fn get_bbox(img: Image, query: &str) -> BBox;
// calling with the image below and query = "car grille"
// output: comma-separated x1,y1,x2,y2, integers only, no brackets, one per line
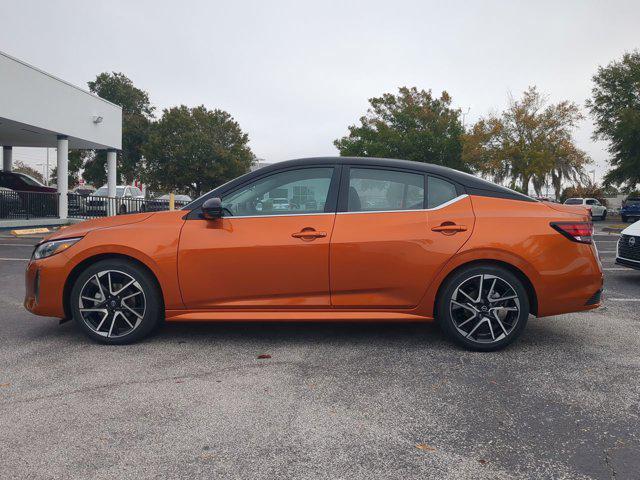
618,235,640,262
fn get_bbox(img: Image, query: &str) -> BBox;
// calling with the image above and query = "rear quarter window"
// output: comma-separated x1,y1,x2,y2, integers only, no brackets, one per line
427,176,458,208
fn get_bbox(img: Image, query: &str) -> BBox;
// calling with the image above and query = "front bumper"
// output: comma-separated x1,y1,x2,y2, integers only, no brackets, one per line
24,254,69,318
616,257,640,270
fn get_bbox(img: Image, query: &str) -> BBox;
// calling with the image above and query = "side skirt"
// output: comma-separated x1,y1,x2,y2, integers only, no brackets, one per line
165,310,434,322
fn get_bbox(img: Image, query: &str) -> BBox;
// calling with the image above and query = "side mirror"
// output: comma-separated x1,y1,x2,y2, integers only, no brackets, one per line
202,197,224,220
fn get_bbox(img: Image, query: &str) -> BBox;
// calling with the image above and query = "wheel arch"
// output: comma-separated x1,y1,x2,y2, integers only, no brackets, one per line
62,253,164,320
432,259,538,318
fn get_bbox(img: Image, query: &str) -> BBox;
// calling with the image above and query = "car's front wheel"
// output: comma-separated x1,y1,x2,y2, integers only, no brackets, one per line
436,264,529,351
70,259,163,344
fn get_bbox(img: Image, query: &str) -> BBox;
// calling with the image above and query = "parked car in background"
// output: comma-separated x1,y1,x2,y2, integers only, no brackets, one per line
25,157,603,351
144,193,192,211
564,197,607,220
68,185,96,216
534,196,559,203
0,171,57,217
0,186,23,218
620,195,640,223
85,185,144,216
616,220,640,270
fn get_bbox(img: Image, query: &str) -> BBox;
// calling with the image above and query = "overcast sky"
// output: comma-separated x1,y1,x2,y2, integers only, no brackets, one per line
2,0,639,184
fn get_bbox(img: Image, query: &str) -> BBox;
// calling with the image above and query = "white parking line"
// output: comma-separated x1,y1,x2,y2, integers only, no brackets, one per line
603,267,634,271
608,298,640,302
0,258,29,261
598,251,617,253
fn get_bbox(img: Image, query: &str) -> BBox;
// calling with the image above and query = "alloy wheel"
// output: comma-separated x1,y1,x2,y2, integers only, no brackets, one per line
78,270,146,338
449,274,521,344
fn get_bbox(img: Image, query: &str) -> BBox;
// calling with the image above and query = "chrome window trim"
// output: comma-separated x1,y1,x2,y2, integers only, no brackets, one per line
337,194,468,215
209,194,468,219
217,212,336,219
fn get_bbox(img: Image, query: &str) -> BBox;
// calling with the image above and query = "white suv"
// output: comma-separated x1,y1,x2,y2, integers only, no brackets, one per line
564,197,607,220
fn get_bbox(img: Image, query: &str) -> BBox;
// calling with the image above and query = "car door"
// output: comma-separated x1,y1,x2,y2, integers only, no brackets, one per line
178,166,339,308
586,198,602,217
330,166,474,308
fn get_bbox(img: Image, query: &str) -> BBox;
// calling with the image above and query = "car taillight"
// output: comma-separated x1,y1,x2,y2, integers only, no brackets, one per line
550,222,593,244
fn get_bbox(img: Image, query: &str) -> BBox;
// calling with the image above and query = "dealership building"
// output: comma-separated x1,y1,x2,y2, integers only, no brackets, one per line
0,50,122,221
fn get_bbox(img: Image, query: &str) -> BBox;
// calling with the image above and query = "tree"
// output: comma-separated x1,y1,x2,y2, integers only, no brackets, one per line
463,86,589,196
83,72,154,187
50,150,85,189
587,50,640,191
334,87,468,171
13,161,44,184
142,105,254,197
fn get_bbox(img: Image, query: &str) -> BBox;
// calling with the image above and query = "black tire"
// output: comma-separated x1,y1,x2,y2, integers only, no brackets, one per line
436,264,530,351
70,258,163,344
601,211,607,221
119,204,127,215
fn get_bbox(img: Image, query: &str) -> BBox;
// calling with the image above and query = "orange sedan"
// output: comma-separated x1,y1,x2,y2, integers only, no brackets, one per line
24,157,603,350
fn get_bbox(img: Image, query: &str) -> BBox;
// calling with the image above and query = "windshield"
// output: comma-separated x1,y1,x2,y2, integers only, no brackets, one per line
93,186,125,197
564,198,583,205
15,173,43,187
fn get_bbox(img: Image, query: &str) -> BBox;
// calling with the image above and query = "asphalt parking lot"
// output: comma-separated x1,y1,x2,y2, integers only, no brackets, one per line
1,222,639,480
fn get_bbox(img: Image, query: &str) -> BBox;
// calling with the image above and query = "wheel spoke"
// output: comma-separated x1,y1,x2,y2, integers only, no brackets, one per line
475,275,484,303
119,311,135,329
492,311,509,336
95,310,110,331
121,291,141,301
487,317,495,340
457,312,477,328
487,277,497,300
93,274,106,300
466,318,485,338
451,300,476,313
107,271,115,295
112,279,136,296
122,303,143,319
488,294,517,303
107,311,117,337
458,288,477,304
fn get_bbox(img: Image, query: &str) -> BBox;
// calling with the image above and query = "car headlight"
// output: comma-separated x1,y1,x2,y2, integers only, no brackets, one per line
33,237,82,260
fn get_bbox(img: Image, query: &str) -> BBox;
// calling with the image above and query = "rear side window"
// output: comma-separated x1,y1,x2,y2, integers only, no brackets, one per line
347,168,424,212
427,176,458,208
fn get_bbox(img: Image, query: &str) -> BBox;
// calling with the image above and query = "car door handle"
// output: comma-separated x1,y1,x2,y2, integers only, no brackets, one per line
292,229,327,239
431,224,467,233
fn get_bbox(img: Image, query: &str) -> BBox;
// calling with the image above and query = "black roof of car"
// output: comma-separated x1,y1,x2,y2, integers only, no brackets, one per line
187,156,535,210
257,157,535,202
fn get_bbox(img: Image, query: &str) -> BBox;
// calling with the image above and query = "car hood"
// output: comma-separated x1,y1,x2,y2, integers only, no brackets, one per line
44,213,155,241
622,203,640,211
622,220,640,236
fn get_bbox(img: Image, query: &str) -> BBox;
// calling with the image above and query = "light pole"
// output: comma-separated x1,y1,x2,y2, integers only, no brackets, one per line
589,169,596,185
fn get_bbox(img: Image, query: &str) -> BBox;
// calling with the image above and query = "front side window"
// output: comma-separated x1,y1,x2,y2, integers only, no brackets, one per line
427,176,458,208
564,198,583,205
221,167,334,216
347,168,424,212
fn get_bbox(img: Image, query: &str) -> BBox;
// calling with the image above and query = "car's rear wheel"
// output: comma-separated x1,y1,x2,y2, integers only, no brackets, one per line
119,204,127,215
70,259,163,344
622,215,628,223
601,211,607,221
437,264,529,351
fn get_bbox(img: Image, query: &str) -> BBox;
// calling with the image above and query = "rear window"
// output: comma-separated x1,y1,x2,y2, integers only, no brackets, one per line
564,198,583,205
626,198,640,205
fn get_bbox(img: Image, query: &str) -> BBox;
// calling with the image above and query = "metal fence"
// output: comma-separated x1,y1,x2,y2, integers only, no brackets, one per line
0,190,190,220
0,190,59,219
69,194,190,219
